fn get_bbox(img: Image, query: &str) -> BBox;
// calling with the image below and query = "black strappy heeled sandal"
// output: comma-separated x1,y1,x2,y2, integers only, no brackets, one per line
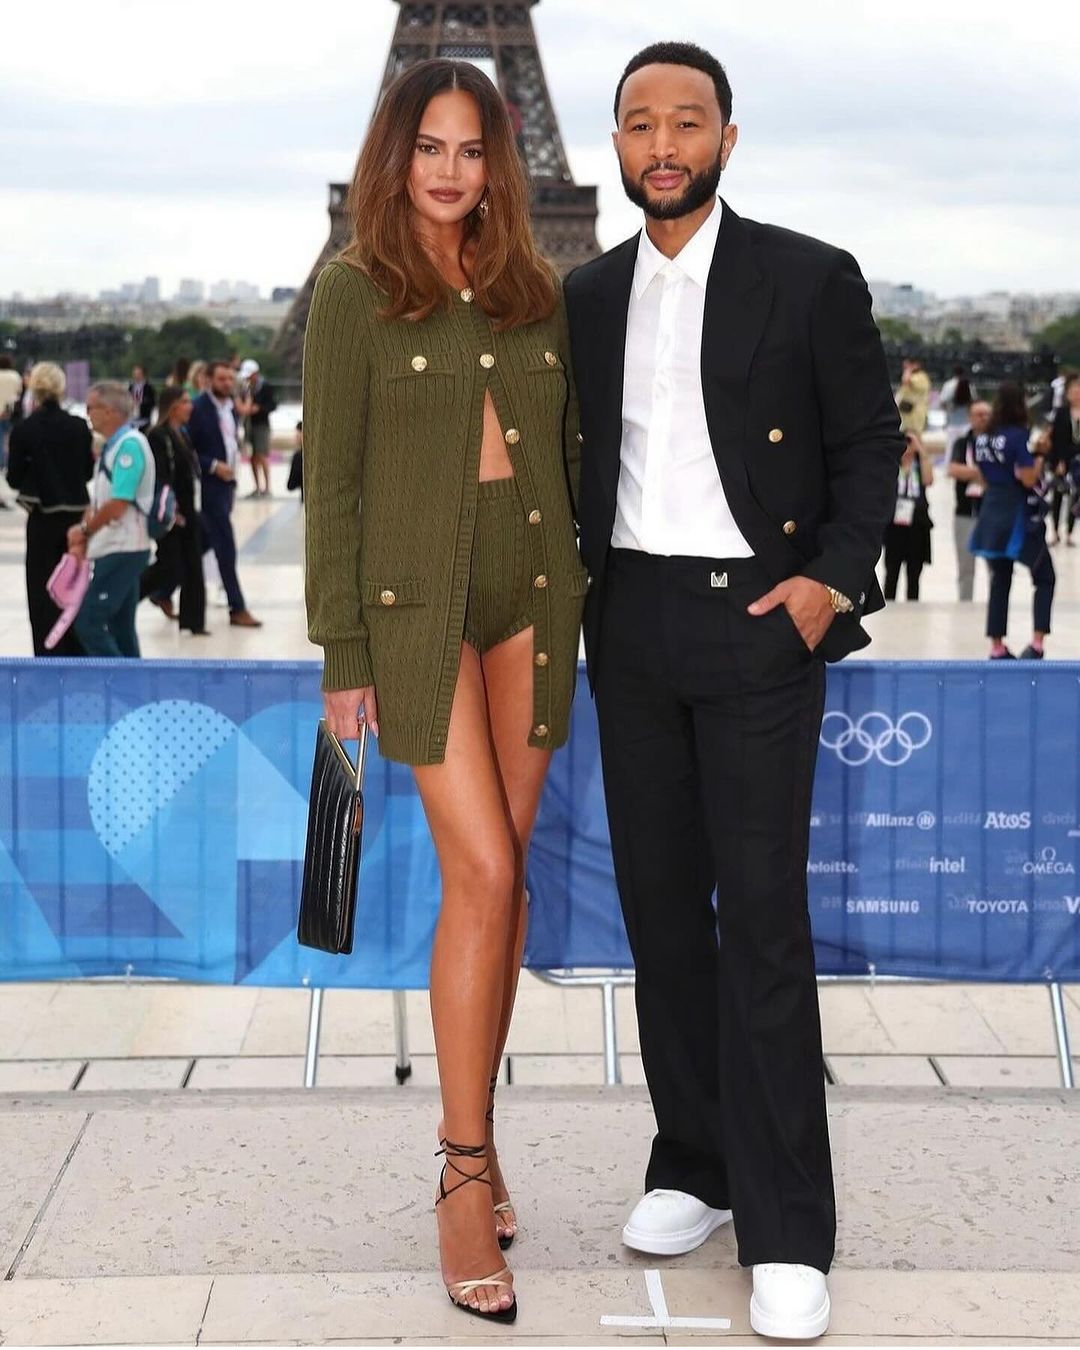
434,1139,518,1324
487,1075,517,1250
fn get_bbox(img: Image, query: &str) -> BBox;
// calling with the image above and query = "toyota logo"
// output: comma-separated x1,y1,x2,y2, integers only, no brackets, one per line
820,711,933,767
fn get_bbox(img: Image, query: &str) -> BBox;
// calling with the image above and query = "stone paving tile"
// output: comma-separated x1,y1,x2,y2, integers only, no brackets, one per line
239,987,312,1056
819,985,896,1055
827,1054,940,1087
0,984,62,1058
77,1059,188,1091
130,985,259,1057
864,984,1006,1055
0,1060,83,1092
0,1110,87,1273
936,1055,1079,1089
14,984,158,1060
0,1274,212,1346
962,983,1064,1056
185,1055,308,1090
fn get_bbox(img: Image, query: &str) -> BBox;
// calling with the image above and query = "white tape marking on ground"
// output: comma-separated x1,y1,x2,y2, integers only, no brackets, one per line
599,1268,732,1330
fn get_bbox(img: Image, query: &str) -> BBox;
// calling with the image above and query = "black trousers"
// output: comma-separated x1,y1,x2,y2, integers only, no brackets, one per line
25,510,85,657
882,522,930,600
593,550,835,1273
986,531,1055,638
140,516,206,632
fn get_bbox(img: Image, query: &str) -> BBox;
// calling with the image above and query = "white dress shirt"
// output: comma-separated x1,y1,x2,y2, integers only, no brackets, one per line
612,199,754,559
211,394,239,471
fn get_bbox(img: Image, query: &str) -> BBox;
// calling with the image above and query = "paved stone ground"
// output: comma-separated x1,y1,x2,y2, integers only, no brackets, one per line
0,1085,1077,1345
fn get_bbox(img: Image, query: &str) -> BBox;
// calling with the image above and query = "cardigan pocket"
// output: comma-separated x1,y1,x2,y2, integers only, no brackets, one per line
384,352,458,381
360,577,427,608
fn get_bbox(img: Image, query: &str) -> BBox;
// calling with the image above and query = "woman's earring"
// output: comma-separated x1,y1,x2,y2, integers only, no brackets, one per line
477,194,490,220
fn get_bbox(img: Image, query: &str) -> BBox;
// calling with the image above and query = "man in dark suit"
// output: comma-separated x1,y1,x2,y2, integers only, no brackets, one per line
1048,372,1080,546
129,365,156,430
187,361,261,628
564,42,903,1340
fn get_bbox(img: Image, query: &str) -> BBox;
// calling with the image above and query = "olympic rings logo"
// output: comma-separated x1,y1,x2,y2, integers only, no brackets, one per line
820,711,933,767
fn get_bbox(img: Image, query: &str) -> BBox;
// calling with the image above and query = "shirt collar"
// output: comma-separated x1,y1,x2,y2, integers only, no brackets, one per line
103,421,135,455
633,197,723,298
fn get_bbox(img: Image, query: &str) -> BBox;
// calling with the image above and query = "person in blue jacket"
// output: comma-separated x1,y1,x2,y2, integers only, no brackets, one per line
969,381,1054,659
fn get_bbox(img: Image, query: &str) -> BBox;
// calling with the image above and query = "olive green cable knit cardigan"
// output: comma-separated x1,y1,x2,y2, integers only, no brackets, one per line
302,260,588,766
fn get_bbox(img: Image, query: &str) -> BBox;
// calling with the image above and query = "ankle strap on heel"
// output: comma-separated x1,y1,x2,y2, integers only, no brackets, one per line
435,1139,491,1206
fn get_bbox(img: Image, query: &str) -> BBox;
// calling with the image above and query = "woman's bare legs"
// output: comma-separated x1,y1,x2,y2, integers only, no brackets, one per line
414,642,518,1314
479,625,552,1241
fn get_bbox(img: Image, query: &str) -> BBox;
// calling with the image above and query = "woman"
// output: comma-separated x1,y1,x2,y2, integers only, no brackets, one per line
896,357,931,434
303,60,584,1323
939,364,973,448
184,360,208,398
6,362,95,655
882,432,933,600
143,386,207,634
969,381,1054,659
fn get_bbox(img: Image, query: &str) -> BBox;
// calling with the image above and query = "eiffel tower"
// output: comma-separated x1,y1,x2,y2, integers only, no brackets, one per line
274,1,600,373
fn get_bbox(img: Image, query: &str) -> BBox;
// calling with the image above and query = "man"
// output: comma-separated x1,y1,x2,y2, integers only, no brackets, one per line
238,358,276,498
1048,373,1080,547
946,400,990,597
564,42,903,1341
68,382,155,657
187,361,261,628
129,364,156,430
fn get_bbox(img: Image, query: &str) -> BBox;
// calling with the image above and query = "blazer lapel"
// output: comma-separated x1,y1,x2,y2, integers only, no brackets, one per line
585,235,638,506
700,201,774,484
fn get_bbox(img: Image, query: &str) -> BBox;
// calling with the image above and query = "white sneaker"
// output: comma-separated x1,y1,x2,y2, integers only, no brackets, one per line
750,1263,830,1340
621,1189,733,1256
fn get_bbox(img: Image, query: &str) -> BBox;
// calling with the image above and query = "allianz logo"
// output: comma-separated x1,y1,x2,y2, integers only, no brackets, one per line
861,811,936,830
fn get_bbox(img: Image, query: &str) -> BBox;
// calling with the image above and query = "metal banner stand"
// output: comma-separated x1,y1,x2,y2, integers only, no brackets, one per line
1049,982,1075,1088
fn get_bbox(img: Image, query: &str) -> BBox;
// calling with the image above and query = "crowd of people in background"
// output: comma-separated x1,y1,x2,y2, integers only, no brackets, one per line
0,349,311,658
886,361,1079,660
0,344,1076,662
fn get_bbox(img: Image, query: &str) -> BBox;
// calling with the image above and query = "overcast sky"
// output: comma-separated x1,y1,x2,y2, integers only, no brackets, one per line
2,0,1076,301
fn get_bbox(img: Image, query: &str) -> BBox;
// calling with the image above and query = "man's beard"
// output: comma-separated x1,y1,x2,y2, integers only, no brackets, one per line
620,153,723,220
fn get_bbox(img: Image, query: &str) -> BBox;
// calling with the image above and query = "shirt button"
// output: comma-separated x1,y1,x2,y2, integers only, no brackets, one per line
533,574,548,589
533,724,549,738
460,287,474,303
782,520,797,536
505,428,520,445
534,651,549,668
769,428,784,443
380,589,396,605
544,351,558,367
411,356,427,373
480,353,495,369
576,432,584,444
528,509,542,525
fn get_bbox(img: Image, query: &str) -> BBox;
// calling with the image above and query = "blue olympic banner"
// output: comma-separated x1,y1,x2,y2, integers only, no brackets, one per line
0,658,1077,987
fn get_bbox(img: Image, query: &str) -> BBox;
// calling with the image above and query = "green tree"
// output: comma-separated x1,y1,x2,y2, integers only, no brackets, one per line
1034,311,1080,367
876,316,920,345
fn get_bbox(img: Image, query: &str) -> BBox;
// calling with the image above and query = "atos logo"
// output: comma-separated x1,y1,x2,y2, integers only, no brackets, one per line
984,811,1032,830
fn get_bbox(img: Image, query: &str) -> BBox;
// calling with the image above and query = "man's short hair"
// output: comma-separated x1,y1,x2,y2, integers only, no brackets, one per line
1064,372,1080,392
87,381,133,418
29,362,66,402
206,360,233,379
614,41,732,125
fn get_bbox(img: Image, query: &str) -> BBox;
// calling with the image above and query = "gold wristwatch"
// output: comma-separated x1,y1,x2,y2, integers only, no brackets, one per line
825,585,854,615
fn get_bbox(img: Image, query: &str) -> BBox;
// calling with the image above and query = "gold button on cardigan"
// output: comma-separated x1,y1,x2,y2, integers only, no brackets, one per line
303,260,587,766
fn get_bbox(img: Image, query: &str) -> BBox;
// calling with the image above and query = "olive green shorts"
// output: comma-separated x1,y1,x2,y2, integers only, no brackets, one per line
463,477,533,654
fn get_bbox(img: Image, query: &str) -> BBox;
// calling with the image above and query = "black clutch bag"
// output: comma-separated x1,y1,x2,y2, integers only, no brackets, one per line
297,719,369,954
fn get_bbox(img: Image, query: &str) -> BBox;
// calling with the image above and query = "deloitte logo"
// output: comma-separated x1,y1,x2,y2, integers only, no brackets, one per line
820,712,932,767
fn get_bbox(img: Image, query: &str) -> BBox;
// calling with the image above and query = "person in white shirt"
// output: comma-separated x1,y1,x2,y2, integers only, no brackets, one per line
565,40,903,1342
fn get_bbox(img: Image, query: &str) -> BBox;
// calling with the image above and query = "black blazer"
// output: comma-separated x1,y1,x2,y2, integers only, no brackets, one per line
564,200,905,678
188,391,238,503
6,401,94,512
130,380,156,427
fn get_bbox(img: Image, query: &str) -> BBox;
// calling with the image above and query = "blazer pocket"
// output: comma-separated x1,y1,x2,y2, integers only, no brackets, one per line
360,578,427,608
384,352,457,381
525,350,565,374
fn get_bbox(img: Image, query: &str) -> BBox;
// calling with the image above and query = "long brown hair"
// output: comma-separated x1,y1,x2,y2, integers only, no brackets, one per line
340,59,557,330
